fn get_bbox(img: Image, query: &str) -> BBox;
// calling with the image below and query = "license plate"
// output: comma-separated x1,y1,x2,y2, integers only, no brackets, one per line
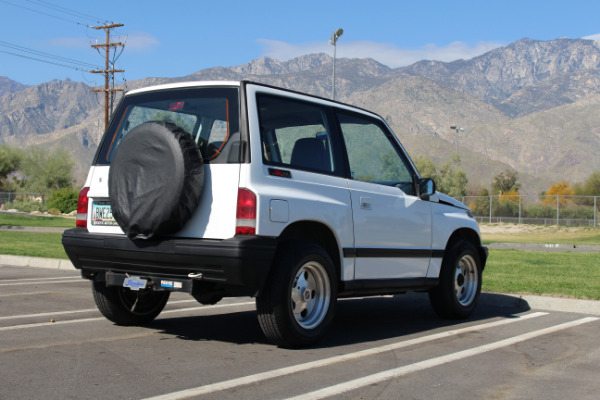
91,201,118,226
123,276,147,291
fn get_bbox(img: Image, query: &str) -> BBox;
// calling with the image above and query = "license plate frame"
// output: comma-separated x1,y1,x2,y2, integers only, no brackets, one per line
91,200,118,226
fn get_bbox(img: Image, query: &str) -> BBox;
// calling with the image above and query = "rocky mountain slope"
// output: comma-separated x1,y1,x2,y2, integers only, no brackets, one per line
0,76,28,98
399,38,600,115
2,37,600,193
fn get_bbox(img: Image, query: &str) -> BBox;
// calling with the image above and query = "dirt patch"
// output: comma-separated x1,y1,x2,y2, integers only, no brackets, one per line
479,223,589,235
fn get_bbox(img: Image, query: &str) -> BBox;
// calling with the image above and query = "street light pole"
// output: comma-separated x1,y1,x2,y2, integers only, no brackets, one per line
450,125,465,157
329,28,343,100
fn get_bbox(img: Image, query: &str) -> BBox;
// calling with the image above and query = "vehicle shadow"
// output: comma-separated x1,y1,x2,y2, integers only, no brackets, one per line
149,292,532,348
317,292,531,349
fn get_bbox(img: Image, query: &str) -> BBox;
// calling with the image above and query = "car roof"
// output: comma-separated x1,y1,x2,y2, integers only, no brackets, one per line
126,81,241,96
124,80,384,123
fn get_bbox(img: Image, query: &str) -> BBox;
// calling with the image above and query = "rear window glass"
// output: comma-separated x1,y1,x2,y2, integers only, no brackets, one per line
96,87,240,165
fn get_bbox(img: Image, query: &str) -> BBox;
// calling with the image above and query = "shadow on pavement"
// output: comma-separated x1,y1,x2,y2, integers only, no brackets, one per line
148,291,531,348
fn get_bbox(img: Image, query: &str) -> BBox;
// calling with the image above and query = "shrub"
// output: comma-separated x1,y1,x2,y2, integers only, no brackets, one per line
5,196,47,213
523,205,555,219
493,198,520,217
46,187,79,214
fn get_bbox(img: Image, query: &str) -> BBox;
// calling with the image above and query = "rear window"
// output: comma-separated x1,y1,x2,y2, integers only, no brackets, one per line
96,87,241,165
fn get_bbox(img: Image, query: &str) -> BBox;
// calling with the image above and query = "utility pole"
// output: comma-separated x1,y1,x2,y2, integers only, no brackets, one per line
90,23,124,130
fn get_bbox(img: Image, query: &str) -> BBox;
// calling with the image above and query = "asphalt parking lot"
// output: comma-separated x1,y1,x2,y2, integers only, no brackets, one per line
1,264,599,400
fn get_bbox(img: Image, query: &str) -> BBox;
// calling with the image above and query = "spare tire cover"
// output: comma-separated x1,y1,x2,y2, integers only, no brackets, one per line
109,121,204,239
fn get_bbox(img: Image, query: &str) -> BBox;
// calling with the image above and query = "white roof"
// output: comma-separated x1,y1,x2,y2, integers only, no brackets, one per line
126,81,241,96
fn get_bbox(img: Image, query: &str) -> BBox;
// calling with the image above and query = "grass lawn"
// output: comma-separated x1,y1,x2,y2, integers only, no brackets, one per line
0,231,68,259
483,249,600,300
0,213,76,229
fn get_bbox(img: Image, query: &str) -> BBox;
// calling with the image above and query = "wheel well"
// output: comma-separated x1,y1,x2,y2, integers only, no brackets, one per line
277,221,341,280
445,228,487,269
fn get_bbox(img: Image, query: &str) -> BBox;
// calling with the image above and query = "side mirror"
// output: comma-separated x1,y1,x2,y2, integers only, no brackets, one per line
418,178,436,200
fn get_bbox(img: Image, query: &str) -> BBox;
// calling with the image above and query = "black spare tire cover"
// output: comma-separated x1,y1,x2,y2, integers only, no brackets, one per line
109,121,204,239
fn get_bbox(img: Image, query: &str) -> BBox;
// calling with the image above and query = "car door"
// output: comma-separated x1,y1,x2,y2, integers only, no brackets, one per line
336,111,433,281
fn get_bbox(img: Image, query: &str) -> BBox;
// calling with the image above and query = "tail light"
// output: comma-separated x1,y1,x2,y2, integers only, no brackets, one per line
236,188,256,235
76,187,90,228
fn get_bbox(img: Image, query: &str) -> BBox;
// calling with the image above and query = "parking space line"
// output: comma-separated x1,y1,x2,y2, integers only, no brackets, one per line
0,299,198,322
286,317,599,400
0,316,107,331
0,301,255,331
0,276,80,283
161,301,254,315
143,312,548,400
0,308,100,321
0,278,84,287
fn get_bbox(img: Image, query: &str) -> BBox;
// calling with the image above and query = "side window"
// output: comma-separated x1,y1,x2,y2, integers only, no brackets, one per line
337,112,416,195
258,94,337,174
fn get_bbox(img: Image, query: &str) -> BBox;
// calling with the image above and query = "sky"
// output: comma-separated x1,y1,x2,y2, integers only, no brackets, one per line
2,0,600,86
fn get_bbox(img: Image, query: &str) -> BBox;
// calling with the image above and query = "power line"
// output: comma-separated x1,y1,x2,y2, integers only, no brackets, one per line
0,40,100,69
0,0,111,27
0,0,88,26
25,0,111,25
0,49,90,72
0,0,126,124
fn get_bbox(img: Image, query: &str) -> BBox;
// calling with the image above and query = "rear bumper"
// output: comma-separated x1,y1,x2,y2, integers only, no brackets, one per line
62,228,277,295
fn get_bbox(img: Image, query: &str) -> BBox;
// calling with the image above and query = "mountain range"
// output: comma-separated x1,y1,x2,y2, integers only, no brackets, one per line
2,37,600,194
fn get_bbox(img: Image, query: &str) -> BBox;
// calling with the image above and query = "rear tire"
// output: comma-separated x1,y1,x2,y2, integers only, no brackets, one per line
92,280,170,325
429,240,482,319
256,242,337,348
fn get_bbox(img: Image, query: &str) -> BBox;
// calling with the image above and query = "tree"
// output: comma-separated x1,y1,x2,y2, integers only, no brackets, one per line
414,155,468,199
491,169,520,194
574,171,600,196
471,188,491,216
439,162,468,199
19,147,75,199
0,145,22,190
413,156,439,183
543,181,575,208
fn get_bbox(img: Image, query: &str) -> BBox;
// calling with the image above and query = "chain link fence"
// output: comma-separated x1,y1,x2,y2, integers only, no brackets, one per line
462,195,599,227
0,191,18,206
3,191,598,227
0,191,45,211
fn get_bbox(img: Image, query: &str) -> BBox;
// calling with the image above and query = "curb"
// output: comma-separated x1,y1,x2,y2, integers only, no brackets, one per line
480,292,600,316
0,254,75,271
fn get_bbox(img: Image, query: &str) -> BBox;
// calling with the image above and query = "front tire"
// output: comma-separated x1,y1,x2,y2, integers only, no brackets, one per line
429,240,482,319
92,280,170,325
256,242,337,348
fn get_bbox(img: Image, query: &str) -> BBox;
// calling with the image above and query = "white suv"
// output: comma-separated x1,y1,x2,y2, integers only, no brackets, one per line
63,81,488,347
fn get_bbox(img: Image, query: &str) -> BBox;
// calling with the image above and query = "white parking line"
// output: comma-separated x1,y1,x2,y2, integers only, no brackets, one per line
0,278,83,286
0,316,107,331
143,312,548,400
0,276,80,283
0,301,255,331
286,317,599,400
0,299,198,321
